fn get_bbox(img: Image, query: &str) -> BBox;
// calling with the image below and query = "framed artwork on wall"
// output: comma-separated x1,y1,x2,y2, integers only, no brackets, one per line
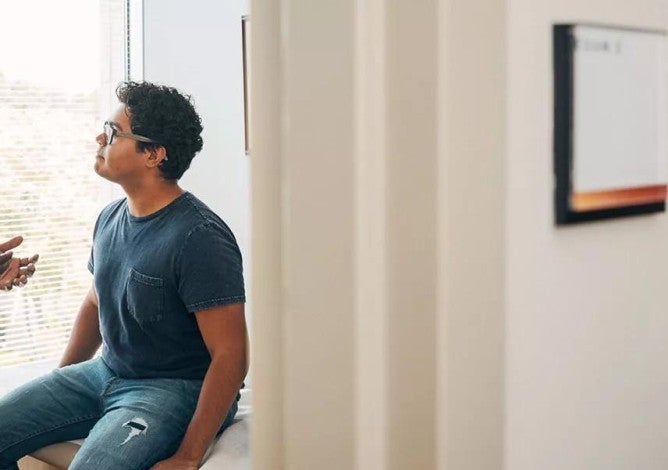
242,15,250,155
554,24,668,224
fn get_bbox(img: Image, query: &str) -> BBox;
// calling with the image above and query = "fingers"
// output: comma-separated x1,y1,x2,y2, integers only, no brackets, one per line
0,236,23,253
21,263,36,278
13,274,27,287
0,258,37,291
0,252,12,273
2,267,33,290
18,254,39,267
0,252,12,266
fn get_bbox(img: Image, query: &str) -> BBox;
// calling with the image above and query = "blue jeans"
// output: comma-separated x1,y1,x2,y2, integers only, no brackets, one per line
0,358,237,470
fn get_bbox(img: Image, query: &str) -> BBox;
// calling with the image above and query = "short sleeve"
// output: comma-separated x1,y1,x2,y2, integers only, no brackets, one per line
177,222,246,312
87,212,102,274
87,245,94,274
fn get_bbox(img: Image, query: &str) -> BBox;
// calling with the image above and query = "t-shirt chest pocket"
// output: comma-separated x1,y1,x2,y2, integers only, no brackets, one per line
126,268,165,323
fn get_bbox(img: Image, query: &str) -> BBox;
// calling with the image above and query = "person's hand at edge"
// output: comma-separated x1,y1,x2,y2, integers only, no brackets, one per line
0,236,23,273
0,236,39,291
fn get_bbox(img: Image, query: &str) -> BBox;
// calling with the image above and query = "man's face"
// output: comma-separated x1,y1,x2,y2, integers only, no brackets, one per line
94,104,148,183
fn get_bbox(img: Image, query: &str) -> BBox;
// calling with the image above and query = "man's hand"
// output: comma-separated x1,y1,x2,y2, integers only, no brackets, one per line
149,455,199,470
0,236,23,273
0,236,39,291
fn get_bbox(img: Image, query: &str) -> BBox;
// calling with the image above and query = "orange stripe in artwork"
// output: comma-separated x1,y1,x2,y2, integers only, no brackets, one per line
571,184,667,212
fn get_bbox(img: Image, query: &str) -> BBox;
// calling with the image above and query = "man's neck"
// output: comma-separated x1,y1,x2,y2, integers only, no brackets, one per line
124,180,185,218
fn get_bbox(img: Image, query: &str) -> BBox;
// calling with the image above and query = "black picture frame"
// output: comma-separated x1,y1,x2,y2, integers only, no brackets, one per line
553,24,667,225
242,15,250,155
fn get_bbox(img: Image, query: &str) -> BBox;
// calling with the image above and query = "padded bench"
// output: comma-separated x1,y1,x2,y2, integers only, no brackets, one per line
26,390,251,470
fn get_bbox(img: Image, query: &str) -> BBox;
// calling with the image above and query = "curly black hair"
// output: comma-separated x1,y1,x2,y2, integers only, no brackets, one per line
116,81,203,180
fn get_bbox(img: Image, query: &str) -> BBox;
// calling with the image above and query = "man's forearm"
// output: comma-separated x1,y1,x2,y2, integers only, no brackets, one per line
174,355,245,465
59,288,101,367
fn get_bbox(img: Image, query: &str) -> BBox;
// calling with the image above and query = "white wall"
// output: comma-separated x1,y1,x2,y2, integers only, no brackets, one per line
142,0,251,312
506,1,668,468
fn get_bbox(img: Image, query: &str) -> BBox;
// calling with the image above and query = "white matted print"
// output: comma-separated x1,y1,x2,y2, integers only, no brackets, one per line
554,24,668,224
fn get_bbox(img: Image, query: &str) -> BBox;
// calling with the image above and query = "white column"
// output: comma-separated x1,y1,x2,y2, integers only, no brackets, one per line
249,0,285,468
353,0,389,468
251,0,357,468
384,2,439,469
251,0,443,468
437,0,507,469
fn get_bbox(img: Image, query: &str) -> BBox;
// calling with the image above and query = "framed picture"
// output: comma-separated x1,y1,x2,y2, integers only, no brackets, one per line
242,15,250,155
554,24,668,224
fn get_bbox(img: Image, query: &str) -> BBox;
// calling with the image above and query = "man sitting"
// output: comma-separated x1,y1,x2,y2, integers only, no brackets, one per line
0,81,248,470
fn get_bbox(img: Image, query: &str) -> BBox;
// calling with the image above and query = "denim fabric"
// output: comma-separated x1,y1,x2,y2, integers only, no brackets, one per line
0,358,237,470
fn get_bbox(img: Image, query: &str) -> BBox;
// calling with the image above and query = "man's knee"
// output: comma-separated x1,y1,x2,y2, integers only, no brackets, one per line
69,415,182,470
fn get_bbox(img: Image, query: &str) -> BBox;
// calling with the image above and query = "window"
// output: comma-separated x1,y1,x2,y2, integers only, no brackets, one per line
0,0,127,389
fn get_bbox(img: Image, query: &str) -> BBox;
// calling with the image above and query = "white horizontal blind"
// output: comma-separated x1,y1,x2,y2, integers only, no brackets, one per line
0,0,125,368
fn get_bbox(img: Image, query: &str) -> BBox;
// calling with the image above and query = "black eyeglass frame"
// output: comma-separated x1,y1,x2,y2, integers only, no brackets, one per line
103,121,167,160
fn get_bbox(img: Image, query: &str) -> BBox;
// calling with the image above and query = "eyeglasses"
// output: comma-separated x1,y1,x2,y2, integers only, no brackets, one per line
103,121,158,146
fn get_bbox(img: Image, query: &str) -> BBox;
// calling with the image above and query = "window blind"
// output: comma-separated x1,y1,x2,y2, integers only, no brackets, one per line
0,0,126,368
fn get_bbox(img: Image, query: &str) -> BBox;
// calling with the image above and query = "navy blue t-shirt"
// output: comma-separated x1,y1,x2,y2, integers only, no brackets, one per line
88,192,245,380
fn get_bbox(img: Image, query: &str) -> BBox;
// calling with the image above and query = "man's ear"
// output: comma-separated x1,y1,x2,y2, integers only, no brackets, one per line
145,146,168,168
